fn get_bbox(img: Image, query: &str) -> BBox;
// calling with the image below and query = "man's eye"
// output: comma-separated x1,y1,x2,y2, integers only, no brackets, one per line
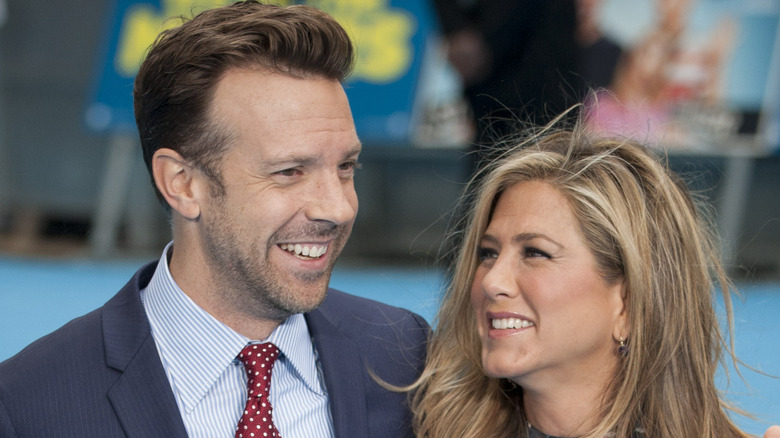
275,168,300,177
339,160,361,172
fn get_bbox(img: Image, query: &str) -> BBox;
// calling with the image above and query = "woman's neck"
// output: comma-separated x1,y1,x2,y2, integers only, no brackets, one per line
521,368,615,437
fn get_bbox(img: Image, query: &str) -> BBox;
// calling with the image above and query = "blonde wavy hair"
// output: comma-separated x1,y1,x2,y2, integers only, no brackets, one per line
410,119,749,437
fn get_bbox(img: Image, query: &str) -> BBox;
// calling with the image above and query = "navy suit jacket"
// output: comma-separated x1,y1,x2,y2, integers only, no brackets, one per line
0,262,429,437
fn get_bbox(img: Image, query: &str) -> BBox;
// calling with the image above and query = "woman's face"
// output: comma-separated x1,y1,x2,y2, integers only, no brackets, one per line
470,181,626,393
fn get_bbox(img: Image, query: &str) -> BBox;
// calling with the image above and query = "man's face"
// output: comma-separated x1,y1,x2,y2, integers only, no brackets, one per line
199,68,360,322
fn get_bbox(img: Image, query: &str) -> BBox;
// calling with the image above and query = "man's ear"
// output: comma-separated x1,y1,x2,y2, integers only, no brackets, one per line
152,148,206,220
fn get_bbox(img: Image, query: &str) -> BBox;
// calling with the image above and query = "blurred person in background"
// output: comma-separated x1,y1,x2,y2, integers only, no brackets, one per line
0,2,428,437
431,0,581,173
584,0,740,146
574,0,622,91
408,112,780,437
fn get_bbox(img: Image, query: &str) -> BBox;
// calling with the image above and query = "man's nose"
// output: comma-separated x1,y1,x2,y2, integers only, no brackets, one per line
305,172,358,225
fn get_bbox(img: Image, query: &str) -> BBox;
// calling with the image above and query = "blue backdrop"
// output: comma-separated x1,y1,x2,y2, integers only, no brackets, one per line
1,256,779,435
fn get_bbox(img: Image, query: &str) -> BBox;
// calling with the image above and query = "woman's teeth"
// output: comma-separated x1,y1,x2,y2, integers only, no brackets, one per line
491,318,535,329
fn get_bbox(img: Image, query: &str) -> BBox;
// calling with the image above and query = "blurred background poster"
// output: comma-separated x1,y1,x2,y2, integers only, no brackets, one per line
86,0,437,147
583,0,780,155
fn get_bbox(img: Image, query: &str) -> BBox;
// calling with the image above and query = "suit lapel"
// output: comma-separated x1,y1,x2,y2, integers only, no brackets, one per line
103,263,189,438
306,305,368,438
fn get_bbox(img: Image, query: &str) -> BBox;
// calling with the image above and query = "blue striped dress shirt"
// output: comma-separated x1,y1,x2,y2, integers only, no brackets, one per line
139,243,335,437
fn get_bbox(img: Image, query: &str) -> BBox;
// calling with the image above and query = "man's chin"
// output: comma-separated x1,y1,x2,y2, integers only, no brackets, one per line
273,281,330,315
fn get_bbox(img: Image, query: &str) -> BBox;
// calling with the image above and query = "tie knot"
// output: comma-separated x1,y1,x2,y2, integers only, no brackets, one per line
238,342,280,398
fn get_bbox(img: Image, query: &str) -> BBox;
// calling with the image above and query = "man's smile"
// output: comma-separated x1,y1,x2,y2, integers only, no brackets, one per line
279,242,329,259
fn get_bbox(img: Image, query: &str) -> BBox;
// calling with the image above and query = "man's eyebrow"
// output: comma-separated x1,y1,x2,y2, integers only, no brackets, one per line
345,143,362,158
264,155,317,167
263,143,362,168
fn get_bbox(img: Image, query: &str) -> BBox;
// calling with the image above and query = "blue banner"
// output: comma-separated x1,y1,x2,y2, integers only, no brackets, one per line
85,0,435,145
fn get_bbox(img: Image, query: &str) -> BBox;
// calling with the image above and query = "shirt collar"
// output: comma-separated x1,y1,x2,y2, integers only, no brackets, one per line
142,242,323,413
261,313,324,397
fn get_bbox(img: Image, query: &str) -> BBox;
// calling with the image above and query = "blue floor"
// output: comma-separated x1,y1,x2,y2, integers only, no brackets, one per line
1,255,779,434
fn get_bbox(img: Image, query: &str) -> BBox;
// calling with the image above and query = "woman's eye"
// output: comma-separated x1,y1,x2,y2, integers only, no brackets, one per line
477,247,497,261
524,246,550,259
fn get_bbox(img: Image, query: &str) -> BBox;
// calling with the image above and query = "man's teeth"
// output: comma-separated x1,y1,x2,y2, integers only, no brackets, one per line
279,243,327,258
491,318,535,329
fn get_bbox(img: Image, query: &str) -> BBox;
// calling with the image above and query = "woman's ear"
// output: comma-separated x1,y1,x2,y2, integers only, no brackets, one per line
612,282,630,341
152,148,205,220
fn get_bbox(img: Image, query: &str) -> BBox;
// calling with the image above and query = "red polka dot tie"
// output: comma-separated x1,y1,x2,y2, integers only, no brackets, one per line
235,342,281,438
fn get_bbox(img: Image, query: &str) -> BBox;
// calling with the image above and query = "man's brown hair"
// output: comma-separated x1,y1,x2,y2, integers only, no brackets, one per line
133,0,355,210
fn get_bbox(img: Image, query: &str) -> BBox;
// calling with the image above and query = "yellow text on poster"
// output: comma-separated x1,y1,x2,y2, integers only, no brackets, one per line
114,0,414,84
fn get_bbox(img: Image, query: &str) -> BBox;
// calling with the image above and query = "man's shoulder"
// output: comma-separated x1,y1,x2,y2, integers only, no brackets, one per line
308,290,428,437
318,288,429,331
0,262,156,378
310,288,430,358
1,306,104,366
0,305,109,405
